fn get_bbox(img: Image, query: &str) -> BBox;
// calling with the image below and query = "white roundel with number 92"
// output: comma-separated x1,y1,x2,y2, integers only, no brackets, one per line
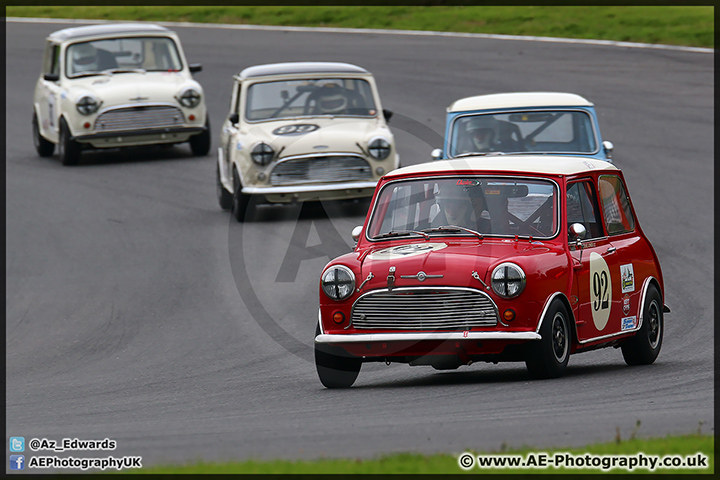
589,251,612,330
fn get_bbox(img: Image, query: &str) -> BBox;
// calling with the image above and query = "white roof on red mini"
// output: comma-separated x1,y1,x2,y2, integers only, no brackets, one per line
386,155,619,178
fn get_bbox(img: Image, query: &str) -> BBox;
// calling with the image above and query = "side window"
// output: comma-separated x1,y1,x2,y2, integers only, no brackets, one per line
233,82,242,115
598,175,635,234
44,43,60,76
567,180,603,239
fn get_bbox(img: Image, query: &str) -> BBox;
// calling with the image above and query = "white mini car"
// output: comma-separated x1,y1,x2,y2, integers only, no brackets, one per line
217,62,399,221
32,23,210,165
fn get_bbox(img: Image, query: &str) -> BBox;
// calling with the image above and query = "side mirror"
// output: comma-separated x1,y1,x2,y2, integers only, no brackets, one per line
382,109,393,123
569,223,587,243
351,226,363,243
189,64,202,73
43,73,60,82
602,140,614,161
431,148,443,161
229,112,239,125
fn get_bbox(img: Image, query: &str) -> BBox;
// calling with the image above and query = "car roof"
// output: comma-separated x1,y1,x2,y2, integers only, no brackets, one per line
385,155,619,179
448,92,594,113
237,62,370,80
47,23,172,42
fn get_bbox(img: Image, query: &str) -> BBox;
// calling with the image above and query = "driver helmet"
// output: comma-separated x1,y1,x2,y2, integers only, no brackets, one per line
436,185,471,225
71,42,98,73
317,85,348,113
466,115,498,151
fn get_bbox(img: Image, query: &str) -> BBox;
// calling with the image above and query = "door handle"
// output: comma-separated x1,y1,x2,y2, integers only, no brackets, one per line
606,246,616,254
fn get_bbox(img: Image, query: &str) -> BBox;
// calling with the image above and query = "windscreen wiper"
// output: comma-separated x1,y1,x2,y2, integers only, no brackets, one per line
372,230,430,240
423,226,483,239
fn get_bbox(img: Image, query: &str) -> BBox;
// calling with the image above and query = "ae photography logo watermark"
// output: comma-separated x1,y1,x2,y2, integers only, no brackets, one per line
226,112,462,363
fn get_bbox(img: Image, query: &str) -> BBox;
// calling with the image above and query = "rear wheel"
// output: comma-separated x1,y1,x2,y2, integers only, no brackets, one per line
314,325,361,388
216,163,233,210
525,300,571,379
621,285,663,365
231,168,252,222
58,118,80,166
32,112,55,157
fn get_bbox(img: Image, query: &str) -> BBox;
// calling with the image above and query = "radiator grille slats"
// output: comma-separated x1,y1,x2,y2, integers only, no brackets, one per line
352,289,498,330
270,156,371,185
94,105,186,132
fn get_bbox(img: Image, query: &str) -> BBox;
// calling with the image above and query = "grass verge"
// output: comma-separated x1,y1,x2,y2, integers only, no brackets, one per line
126,433,713,474
6,6,714,48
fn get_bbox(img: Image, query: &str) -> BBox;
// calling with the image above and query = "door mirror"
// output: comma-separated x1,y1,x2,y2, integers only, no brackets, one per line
189,64,202,73
382,109,393,123
228,112,239,125
431,148,443,161
569,223,587,242
43,73,60,82
602,140,614,160
351,226,363,243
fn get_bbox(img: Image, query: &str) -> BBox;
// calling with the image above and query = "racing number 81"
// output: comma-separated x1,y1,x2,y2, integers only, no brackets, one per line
593,271,609,311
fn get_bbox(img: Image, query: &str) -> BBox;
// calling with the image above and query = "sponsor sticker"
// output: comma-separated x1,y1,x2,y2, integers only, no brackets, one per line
368,242,447,260
623,294,631,315
620,264,635,293
621,316,638,331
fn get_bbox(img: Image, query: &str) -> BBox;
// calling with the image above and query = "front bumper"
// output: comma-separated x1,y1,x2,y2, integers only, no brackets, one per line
73,126,206,148
316,332,541,344
243,181,378,203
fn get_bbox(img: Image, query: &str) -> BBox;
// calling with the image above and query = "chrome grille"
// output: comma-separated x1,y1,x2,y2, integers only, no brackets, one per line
94,105,185,132
270,156,372,185
352,288,498,330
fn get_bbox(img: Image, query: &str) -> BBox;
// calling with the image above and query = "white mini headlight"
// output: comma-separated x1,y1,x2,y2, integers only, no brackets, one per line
178,88,201,108
251,142,274,166
321,265,356,301
491,262,526,298
368,137,391,160
76,95,99,115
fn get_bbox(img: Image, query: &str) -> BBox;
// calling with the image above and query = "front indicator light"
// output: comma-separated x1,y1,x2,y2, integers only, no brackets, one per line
333,311,346,324
503,309,516,322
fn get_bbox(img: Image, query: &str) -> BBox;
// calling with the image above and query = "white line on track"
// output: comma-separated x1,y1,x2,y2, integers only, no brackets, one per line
7,16,713,54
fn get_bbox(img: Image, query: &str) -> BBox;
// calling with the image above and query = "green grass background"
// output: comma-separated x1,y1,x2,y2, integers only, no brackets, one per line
6,5,714,48
10,4,714,474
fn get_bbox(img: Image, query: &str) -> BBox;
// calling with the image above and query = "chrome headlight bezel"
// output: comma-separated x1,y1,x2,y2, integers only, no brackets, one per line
368,136,391,160
491,262,526,299
178,87,202,108
250,142,274,166
321,265,356,301
76,95,100,115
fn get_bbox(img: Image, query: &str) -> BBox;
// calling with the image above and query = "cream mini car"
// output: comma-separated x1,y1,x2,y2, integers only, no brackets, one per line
216,62,399,221
32,23,209,166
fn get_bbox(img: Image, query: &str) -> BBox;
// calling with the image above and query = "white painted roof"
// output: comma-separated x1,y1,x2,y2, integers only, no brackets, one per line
448,92,593,113
386,155,618,178
238,62,370,80
48,23,171,42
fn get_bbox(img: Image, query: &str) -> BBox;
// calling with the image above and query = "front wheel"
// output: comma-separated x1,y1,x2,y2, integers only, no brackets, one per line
621,285,663,365
32,112,55,157
525,300,571,379
58,118,81,166
314,325,361,388
189,118,211,156
217,163,233,210
231,168,252,222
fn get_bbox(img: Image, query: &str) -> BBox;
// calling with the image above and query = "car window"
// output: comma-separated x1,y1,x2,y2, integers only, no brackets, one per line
598,175,635,234
245,78,377,121
566,180,604,240
449,111,597,157
44,43,60,76
65,37,183,77
367,176,558,239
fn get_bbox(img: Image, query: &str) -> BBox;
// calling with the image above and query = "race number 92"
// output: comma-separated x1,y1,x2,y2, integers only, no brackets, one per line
589,252,612,330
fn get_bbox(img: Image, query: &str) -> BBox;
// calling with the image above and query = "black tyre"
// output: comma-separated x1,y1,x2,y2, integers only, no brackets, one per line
231,168,252,222
217,163,233,210
58,118,81,166
525,300,571,379
32,112,55,157
314,325,361,388
621,285,663,365
189,118,211,156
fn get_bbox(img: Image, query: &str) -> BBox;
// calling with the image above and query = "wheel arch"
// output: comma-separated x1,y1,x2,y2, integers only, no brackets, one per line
637,276,663,331
535,292,577,344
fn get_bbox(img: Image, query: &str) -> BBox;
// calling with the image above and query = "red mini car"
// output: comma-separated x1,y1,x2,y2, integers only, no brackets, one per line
315,155,668,388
